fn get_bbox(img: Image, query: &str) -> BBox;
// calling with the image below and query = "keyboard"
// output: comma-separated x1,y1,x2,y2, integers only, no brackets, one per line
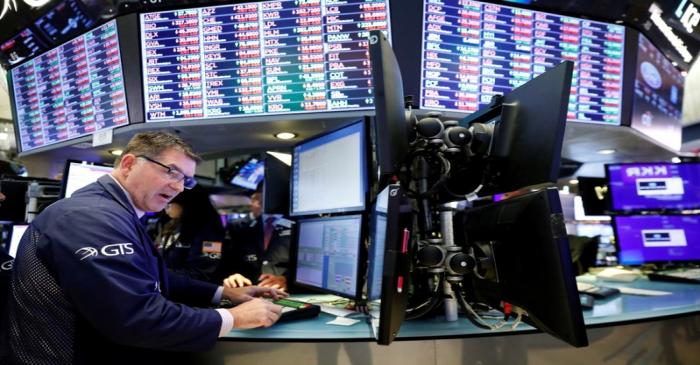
648,268,700,284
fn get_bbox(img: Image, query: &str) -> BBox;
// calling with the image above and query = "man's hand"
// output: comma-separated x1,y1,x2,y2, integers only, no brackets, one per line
258,274,287,291
223,273,252,288
228,298,283,329
222,285,288,305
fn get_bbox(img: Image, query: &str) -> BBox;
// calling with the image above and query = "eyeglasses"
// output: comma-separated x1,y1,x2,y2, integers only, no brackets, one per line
137,155,197,189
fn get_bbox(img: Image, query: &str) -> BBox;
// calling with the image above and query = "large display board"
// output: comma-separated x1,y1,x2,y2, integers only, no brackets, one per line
630,34,684,151
140,0,390,122
11,20,129,152
420,0,625,125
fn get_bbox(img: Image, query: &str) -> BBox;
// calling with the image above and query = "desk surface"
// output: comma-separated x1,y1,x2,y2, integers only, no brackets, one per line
221,278,700,342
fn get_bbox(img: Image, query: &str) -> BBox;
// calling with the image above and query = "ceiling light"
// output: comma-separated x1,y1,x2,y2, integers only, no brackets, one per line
671,157,682,163
110,149,123,156
597,148,616,155
275,132,297,140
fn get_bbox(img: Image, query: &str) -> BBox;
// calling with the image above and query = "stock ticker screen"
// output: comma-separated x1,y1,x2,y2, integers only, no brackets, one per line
140,0,390,122
11,20,128,152
420,0,625,125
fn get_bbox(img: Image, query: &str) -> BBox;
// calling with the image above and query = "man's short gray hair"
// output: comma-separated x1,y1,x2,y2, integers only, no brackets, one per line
116,131,200,166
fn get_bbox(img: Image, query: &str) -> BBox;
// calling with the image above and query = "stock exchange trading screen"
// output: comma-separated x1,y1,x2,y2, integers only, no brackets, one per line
420,0,625,125
140,0,390,122
11,20,128,152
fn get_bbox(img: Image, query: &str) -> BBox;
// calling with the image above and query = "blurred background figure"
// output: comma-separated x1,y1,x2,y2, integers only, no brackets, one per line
154,186,225,282
217,191,291,291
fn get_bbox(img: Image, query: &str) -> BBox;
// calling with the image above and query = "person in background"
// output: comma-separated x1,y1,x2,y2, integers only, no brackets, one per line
1,132,285,365
155,186,225,282
218,191,291,291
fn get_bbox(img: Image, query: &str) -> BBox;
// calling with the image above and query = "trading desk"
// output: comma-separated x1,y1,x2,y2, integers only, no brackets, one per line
192,279,700,365
221,278,700,341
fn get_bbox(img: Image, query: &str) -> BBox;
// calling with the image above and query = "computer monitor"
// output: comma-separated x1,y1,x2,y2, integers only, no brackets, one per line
263,153,290,215
606,162,700,212
139,0,391,122
465,61,573,196
230,157,265,191
419,0,625,126
463,187,588,347
290,120,368,216
61,160,114,198
369,30,410,185
8,224,28,258
293,215,365,299
367,184,410,345
613,215,700,265
577,176,610,216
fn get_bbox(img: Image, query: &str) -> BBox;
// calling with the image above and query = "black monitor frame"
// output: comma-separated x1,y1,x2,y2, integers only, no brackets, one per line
367,183,411,345
262,152,290,216
462,187,588,347
59,159,113,199
291,214,368,301
463,61,574,197
576,176,611,216
289,119,371,217
369,30,410,187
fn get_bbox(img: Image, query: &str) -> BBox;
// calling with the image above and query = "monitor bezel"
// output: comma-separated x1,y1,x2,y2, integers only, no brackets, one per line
289,119,370,217
291,213,368,300
611,214,700,266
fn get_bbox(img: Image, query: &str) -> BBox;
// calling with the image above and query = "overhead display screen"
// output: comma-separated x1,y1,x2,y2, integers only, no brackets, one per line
140,0,390,122
420,0,625,125
11,20,128,152
630,34,684,151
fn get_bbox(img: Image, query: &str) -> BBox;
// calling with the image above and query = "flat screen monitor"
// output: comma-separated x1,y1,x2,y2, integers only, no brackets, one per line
230,157,265,190
577,176,610,216
420,0,625,125
290,120,367,216
463,187,588,347
630,34,684,151
293,214,364,299
369,30,410,183
367,184,409,345
606,162,700,212
613,215,700,265
139,0,390,122
34,0,96,45
0,28,49,67
263,152,290,215
460,61,572,196
61,160,114,198
10,19,129,152
9,224,28,258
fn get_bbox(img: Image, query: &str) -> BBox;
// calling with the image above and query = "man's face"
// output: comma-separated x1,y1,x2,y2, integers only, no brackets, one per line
121,148,196,212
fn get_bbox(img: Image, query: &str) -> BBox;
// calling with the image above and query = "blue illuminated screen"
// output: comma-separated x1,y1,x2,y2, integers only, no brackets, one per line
295,215,363,298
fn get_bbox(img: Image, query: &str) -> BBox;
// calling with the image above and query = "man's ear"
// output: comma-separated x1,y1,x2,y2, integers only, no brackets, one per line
119,154,138,174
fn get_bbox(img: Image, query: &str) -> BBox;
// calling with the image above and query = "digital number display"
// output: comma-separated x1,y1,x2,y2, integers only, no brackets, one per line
11,20,129,151
420,0,625,125
141,0,390,122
